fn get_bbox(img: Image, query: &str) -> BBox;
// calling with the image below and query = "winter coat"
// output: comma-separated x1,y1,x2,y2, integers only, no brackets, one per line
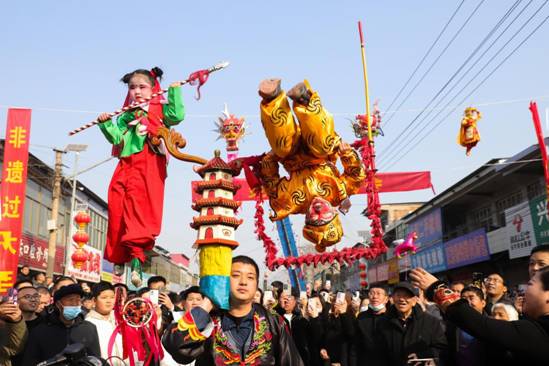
0,318,26,366
21,309,100,365
163,303,304,366
85,309,125,365
321,312,354,366
444,299,549,366
283,311,311,365
308,315,327,366
378,304,447,366
350,309,388,366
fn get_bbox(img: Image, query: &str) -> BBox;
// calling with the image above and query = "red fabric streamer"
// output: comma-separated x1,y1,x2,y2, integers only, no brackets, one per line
530,101,549,200
109,290,163,366
188,69,211,100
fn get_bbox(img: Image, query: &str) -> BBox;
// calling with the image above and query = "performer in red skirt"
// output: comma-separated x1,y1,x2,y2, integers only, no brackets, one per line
97,67,185,286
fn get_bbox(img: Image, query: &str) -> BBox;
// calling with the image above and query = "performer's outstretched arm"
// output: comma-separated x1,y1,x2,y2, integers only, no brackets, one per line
162,307,214,364
162,85,185,126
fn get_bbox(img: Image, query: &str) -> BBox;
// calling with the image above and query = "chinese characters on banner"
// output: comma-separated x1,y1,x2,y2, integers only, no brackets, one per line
406,208,443,249
529,195,549,247
387,257,399,284
445,228,490,269
505,200,537,259
0,109,31,294
411,243,447,273
18,232,64,274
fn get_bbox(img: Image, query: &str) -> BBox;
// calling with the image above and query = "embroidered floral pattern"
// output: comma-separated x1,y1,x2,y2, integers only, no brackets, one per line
213,312,272,365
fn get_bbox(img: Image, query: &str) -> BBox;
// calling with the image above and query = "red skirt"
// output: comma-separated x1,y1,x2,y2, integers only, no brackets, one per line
104,144,167,264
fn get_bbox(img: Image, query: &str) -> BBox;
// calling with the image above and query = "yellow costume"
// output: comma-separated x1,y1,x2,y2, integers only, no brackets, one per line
458,107,481,156
257,80,366,249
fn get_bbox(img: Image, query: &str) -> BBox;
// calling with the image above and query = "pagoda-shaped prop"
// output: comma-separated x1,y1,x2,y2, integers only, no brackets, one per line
191,150,242,309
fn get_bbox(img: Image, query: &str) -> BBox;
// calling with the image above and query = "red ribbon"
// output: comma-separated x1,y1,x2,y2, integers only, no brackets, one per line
188,69,211,100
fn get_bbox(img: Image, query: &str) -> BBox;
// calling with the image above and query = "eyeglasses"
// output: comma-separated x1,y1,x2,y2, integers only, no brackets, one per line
484,277,504,284
19,294,40,301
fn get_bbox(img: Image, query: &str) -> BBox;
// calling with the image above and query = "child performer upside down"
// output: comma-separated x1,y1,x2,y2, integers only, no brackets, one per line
97,67,185,286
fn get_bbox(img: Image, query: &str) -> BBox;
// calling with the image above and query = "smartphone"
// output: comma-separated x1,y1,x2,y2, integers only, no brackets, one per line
325,280,331,289
300,291,307,300
518,284,527,296
8,288,17,305
264,290,274,305
336,292,346,304
149,289,159,305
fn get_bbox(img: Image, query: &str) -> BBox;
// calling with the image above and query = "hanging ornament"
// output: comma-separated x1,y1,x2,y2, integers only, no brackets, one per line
458,107,482,156
71,209,91,269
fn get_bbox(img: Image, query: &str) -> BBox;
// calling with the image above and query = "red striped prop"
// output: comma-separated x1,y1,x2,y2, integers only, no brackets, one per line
68,61,229,136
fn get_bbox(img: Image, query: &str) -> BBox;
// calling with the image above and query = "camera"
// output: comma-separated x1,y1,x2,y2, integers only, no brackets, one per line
36,343,106,366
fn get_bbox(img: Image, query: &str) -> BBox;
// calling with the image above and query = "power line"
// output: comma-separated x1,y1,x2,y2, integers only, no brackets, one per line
382,0,466,128
381,10,549,171
380,0,547,170
378,0,527,166
379,0,486,132
383,0,534,166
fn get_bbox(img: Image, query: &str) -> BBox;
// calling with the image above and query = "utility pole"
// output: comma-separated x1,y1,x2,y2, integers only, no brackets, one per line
46,148,64,277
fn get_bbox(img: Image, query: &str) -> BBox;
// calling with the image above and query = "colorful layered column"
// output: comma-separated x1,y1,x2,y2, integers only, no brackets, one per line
191,150,242,309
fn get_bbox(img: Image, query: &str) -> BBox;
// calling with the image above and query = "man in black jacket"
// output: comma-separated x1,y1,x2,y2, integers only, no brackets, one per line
378,282,447,366
281,287,311,365
351,285,390,365
163,255,304,366
21,284,101,365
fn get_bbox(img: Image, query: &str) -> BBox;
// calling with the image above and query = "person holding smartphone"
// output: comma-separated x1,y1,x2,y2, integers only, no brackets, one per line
0,292,26,366
348,285,390,365
411,266,549,365
306,294,328,366
320,291,354,366
281,288,311,365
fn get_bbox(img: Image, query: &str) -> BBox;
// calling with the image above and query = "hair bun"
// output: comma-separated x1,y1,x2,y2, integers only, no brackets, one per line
151,67,163,80
120,72,133,84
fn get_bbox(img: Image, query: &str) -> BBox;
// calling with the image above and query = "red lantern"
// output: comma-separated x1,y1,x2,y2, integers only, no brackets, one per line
72,231,89,245
71,248,88,269
358,263,367,270
359,272,367,279
74,211,91,227
360,280,368,287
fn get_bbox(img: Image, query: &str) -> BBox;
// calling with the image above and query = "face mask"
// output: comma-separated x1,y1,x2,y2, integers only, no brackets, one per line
359,306,369,312
369,303,386,312
62,306,82,320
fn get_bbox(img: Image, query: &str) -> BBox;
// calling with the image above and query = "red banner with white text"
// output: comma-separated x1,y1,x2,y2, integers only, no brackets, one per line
0,109,31,293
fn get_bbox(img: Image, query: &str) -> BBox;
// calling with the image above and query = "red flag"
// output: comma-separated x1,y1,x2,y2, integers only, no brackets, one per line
529,101,549,199
359,171,435,194
191,171,434,203
0,109,31,294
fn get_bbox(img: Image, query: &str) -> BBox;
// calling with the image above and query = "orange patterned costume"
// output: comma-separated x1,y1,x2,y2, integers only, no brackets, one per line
458,107,481,156
257,80,366,251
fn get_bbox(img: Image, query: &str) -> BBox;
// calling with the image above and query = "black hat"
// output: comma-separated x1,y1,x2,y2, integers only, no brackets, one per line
54,284,84,302
393,282,419,297
290,287,301,299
